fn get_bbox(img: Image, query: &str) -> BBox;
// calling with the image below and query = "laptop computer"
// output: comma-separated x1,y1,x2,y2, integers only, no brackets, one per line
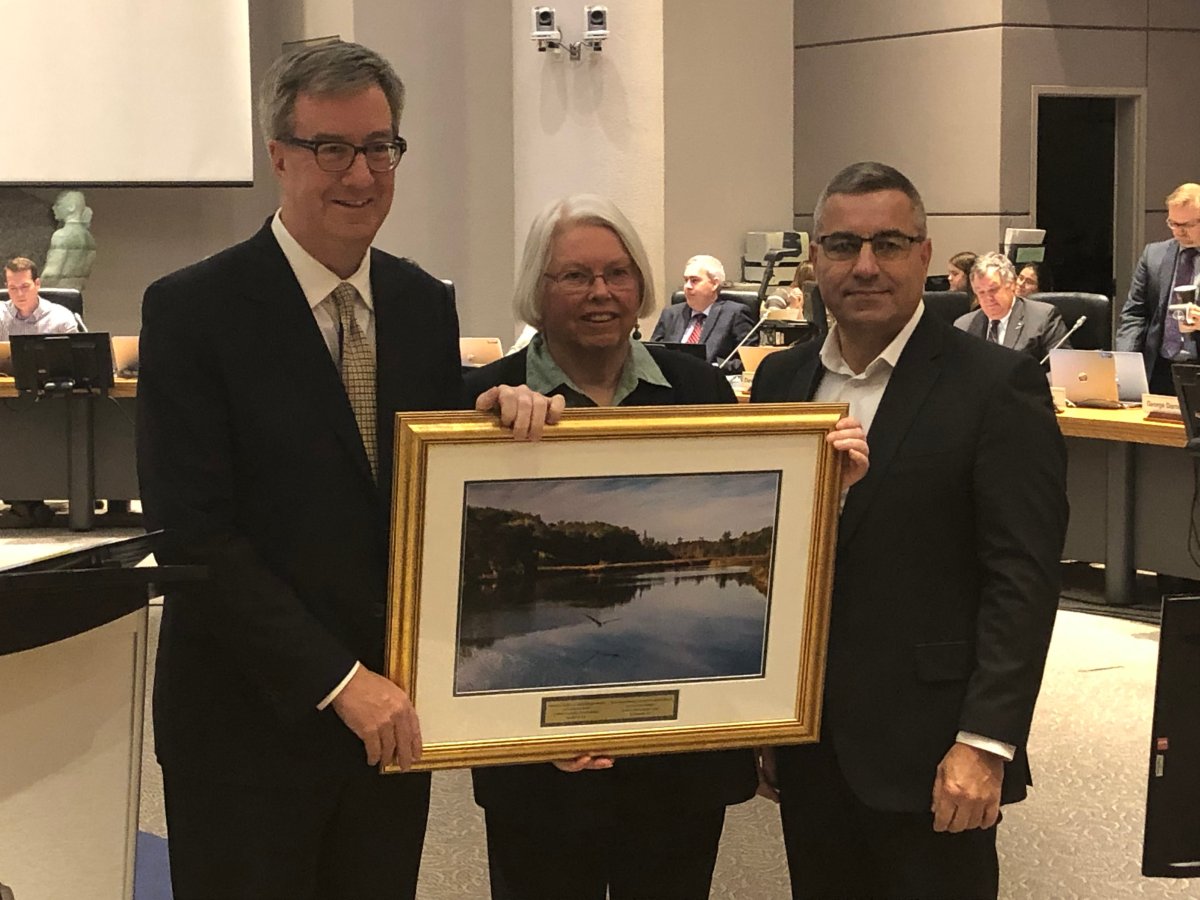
1049,348,1149,408
642,341,707,361
110,335,140,377
0,341,11,376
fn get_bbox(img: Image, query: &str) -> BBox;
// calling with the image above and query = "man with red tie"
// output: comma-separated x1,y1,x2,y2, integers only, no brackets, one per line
650,254,757,369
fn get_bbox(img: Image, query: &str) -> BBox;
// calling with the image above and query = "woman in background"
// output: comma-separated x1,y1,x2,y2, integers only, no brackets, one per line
1015,260,1053,298
947,250,978,306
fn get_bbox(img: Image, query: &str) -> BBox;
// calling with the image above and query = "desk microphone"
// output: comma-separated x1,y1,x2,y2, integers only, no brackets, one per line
73,313,87,333
1040,315,1086,366
718,309,774,370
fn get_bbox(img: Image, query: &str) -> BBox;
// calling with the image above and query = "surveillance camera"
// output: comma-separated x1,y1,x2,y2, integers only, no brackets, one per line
584,5,608,41
531,6,561,42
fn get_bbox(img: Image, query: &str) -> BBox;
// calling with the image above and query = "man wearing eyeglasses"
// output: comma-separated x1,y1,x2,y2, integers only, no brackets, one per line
953,251,1070,370
650,254,757,370
137,41,560,900
752,162,1066,899
1116,182,1200,394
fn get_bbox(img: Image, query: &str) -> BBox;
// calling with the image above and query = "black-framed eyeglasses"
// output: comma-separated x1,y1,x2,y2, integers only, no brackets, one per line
281,136,407,173
543,265,639,295
815,231,925,262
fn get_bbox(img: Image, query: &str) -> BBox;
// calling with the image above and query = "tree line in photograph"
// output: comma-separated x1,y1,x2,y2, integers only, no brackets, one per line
463,505,773,585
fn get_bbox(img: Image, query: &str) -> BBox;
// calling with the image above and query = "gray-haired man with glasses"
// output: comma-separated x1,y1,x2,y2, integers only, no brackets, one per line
752,161,1066,899
137,41,559,900
650,253,757,370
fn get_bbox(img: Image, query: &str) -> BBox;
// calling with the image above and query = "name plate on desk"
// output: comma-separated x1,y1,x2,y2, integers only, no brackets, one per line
1143,394,1183,422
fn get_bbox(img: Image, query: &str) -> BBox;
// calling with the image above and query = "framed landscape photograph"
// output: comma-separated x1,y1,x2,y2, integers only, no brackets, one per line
383,402,846,772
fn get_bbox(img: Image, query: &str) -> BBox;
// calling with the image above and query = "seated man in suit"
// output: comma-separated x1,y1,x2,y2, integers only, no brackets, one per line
650,254,756,371
954,251,1068,369
1,257,80,339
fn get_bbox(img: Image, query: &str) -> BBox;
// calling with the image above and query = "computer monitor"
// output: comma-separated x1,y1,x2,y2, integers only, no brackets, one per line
10,331,114,395
1171,363,1200,453
642,341,707,361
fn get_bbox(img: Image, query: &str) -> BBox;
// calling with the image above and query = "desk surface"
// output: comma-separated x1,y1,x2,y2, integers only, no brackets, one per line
1055,405,1185,448
0,376,137,399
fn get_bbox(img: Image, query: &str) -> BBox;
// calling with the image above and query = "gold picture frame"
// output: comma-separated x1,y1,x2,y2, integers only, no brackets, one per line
384,402,845,772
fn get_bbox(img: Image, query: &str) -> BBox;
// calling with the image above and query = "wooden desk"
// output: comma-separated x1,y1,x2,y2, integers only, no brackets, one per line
0,377,138,530
1055,405,1194,605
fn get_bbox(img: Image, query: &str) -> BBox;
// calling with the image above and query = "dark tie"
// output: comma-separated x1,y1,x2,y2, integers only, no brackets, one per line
685,312,706,344
329,282,377,478
1162,248,1198,360
986,319,1000,344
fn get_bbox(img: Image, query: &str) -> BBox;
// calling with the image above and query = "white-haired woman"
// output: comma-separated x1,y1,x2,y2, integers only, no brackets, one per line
465,194,867,899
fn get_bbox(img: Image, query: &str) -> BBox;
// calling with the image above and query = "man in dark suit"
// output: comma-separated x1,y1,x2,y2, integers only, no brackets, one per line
137,42,558,900
1116,182,1200,394
953,250,1070,369
752,162,1068,899
650,254,756,369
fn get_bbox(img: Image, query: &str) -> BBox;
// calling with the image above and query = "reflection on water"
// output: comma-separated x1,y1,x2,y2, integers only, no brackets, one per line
455,566,768,695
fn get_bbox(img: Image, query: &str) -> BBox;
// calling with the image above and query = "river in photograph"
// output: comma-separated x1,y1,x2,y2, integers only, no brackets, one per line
455,565,769,694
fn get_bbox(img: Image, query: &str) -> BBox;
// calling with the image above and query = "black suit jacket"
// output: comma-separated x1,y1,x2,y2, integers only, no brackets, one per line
650,298,757,370
465,344,757,823
1115,237,1195,375
137,221,462,781
751,313,1067,811
953,296,1070,369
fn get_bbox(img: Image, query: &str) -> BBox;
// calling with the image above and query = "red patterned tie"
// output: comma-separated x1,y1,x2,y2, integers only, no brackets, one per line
686,312,705,344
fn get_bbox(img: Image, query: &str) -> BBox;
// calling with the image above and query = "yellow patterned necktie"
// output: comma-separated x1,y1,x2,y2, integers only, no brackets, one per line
329,282,377,478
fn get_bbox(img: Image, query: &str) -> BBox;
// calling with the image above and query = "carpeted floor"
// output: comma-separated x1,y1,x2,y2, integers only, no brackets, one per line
4,532,1197,898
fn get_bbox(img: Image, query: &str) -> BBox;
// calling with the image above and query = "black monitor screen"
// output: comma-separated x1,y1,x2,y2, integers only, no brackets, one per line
1172,364,1200,451
11,331,113,394
643,341,707,361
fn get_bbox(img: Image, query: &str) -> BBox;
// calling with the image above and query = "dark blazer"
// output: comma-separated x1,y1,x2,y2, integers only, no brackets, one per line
650,297,757,369
751,313,1068,811
953,296,1070,369
465,344,757,824
1116,237,1194,376
137,221,462,781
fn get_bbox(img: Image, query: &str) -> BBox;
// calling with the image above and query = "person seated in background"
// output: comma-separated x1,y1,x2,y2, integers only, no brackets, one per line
1,257,82,526
785,260,816,313
650,253,756,370
1015,260,1053,298
464,192,868,899
1,257,80,339
947,250,978,306
955,251,1069,369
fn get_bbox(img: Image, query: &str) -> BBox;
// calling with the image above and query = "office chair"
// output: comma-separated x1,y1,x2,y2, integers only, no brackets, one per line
669,288,761,320
922,291,973,325
0,287,84,317
1028,292,1112,350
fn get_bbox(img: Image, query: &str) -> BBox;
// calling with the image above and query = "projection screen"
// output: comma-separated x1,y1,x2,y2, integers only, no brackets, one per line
3,0,252,185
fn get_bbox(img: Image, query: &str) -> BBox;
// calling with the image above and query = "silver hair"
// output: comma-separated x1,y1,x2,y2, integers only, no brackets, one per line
812,161,927,236
971,251,1017,285
257,41,405,143
685,254,725,284
513,194,657,328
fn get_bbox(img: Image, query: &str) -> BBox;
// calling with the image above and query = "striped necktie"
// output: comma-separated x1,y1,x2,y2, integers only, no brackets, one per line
686,312,706,344
986,319,1000,344
329,282,377,478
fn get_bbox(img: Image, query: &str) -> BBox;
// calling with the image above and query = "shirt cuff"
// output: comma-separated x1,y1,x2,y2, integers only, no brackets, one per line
317,661,360,710
956,730,1015,762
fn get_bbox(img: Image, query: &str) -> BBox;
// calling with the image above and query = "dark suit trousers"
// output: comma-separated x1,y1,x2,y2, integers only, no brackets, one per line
162,765,431,900
776,742,999,900
484,805,726,900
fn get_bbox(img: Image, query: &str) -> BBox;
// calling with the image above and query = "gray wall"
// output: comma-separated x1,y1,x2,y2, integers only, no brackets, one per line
793,0,1200,297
